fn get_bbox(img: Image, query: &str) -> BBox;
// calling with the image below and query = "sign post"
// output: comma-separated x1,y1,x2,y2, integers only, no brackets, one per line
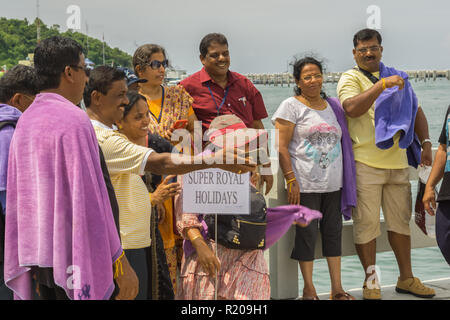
182,168,250,299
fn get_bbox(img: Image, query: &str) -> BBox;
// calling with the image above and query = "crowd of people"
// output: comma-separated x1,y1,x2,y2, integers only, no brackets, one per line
0,27,448,300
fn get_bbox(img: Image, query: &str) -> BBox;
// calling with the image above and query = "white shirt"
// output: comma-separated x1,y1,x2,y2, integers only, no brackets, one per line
272,97,343,193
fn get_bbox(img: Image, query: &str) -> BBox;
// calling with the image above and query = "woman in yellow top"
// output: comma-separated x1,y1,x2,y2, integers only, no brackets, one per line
133,44,198,292
116,90,181,299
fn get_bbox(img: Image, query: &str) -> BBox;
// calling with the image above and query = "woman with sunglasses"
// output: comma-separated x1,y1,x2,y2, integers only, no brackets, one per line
133,44,198,294
272,57,356,300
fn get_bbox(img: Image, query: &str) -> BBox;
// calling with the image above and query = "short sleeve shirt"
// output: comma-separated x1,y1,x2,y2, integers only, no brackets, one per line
272,97,343,193
92,121,154,249
336,68,408,169
437,105,450,202
180,68,268,132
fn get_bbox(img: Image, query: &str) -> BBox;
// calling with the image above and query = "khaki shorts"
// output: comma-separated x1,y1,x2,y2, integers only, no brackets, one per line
353,162,412,244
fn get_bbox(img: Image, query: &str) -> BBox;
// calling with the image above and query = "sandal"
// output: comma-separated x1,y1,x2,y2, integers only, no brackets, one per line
302,295,320,300
330,292,356,300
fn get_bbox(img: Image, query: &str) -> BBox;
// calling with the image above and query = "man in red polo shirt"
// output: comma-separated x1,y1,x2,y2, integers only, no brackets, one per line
180,32,273,194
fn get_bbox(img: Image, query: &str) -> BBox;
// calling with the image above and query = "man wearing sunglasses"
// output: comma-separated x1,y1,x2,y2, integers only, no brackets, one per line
180,33,273,195
337,28,434,300
3,36,140,300
0,64,38,300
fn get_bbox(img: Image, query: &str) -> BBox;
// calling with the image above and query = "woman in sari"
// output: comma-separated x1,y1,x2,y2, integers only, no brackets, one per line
133,44,198,292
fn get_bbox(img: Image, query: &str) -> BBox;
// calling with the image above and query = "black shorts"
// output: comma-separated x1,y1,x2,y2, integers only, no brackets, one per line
291,190,343,261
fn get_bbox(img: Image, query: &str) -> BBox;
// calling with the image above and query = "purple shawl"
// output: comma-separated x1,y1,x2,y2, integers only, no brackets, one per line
375,62,421,168
4,93,122,300
327,97,357,220
0,104,21,192
182,206,322,256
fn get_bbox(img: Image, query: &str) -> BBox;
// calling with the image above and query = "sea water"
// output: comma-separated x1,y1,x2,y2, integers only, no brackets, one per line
256,78,450,295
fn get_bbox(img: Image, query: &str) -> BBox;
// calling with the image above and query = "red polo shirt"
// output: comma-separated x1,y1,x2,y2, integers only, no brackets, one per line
180,68,268,132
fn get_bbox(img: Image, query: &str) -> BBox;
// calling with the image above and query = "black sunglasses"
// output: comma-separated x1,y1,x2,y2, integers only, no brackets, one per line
146,59,169,70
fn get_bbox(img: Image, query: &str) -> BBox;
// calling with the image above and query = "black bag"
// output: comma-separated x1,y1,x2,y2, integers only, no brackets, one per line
204,186,267,250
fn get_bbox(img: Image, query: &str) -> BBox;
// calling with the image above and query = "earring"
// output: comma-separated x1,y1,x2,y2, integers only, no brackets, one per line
118,124,123,129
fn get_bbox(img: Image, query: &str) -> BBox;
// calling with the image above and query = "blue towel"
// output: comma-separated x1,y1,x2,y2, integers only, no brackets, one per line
375,62,421,168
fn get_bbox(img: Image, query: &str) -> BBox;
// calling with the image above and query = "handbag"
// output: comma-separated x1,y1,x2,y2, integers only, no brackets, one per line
203,186,267,250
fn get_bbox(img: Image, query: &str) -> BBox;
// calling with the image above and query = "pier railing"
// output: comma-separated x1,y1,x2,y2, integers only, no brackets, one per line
266,148,438,299
246,70,450,86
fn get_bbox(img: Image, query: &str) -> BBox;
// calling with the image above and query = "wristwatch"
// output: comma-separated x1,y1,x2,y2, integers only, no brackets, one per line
421,138,432,147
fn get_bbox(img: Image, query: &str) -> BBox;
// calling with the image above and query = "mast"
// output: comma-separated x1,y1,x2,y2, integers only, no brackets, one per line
102,32,105,65
36,0,41,43
85,21,89,57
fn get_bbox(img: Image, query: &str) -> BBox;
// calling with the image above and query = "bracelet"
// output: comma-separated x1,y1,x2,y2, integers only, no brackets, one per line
381,78,386,91
113,251,125,279
286,177,297,193
283,170,294,177
421,138,432,147
190,234,203,242
286,178,297,185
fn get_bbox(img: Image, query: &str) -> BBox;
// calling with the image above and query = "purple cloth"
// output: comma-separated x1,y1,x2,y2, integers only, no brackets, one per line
375,62,421,168
182,205,322,256
264,205,322,250
327,97,357,220
0,104,21,192
4,93,122,300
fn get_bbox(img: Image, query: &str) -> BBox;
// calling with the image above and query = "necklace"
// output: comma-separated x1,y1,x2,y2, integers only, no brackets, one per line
299,94,326,110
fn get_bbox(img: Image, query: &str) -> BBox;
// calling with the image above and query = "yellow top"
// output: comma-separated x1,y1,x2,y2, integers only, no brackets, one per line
147,98,194,123
336,68,408,169
93,123,154,249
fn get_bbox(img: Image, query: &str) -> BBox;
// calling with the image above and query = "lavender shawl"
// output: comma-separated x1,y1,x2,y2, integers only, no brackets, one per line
327,97,357,220
4,93,122,300
0,104,21,192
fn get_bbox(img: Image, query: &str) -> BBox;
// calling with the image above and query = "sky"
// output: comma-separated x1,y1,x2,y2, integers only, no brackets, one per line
2,0,450,74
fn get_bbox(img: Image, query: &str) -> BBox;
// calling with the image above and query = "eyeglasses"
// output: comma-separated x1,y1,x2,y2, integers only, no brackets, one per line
302,74,323,82
69,64,89,75
146,59,169,70
207,51,230,60
356,46,381,54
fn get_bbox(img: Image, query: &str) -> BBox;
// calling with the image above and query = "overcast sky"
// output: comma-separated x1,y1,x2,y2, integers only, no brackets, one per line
3,0,450,74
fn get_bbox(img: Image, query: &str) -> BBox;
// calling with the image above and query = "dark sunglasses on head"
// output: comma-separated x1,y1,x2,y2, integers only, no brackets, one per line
146,59,169,70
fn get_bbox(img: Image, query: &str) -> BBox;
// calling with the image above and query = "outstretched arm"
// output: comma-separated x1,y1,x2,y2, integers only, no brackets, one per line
144,149,256,175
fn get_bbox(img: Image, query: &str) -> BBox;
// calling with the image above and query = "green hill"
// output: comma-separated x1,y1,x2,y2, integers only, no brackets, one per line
0,17,132,69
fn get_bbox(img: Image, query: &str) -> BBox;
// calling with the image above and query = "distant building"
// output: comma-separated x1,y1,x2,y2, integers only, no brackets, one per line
85,58,95,70
18,53,34,67
165,67,187,85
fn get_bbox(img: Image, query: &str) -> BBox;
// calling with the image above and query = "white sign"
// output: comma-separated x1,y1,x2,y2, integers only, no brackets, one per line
182,168,250,215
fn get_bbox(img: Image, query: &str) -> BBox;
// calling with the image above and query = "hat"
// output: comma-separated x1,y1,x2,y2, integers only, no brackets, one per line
119,67,148,87
207,114,267,149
